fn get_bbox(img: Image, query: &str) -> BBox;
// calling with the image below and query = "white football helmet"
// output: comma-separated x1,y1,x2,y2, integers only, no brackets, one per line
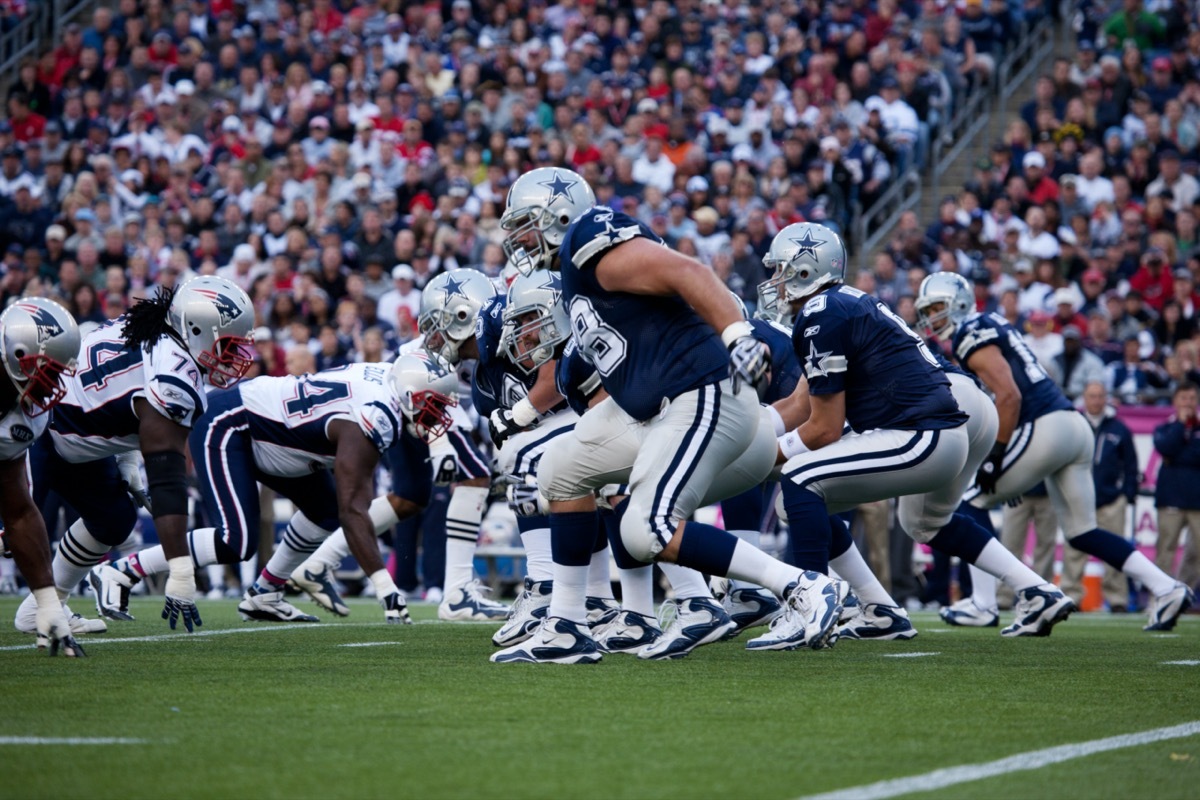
763,222,847,304
418,269,498,364
500,167,596,275
754,278,794,328
389,350,459,442
168,276,255,388
502,271,569,375
0,297,80,416
916,272,975,340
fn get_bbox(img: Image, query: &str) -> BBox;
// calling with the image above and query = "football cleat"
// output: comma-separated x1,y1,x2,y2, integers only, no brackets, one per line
637,597,738,660
709,575,731,603
14,595,107,635
288,564,350,617
1001,583,1075,637
438,580,510,621
237,586,320,623
88,563,140,621
839,589,862,624
492,578,552,647
1144,583,1194,632
592,609,663,654
939,597,1000,628
745,572,842,651
490,616,601,664
585,596,620,628
724,587,783,631
836,604,918,641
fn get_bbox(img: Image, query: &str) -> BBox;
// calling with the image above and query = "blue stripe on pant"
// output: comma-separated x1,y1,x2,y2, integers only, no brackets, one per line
649,383,720,545
446,429,489,480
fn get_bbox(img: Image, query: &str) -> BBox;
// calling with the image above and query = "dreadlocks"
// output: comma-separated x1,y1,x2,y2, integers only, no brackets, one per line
121,288,178,351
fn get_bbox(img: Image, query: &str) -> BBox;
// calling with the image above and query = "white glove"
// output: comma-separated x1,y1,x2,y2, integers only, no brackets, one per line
33,587,85,657
115,451,152,511
162,557,202,632
430,454,458,485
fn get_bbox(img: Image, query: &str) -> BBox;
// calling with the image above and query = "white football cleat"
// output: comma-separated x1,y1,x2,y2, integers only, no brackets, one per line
836,604,918,641
939,597,999,628
15,594,108,635
490,616,602,664
745,572,841,651
1144,583,1194,632
1001,583,1075,637
439,580,510,621
492,578,552,647
88,563,139,621
724,587,782,631
237,587,320,622
288,564,350,617
637,597,738,660
592,609,662,654
585,596,620,628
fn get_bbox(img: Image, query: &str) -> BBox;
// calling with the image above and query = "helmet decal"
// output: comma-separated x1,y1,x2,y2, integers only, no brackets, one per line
538,170,580,204
191,289,245,326
17,303,66,345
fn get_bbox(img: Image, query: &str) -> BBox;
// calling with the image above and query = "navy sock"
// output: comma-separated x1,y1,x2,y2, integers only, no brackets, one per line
829,516,853,560
593,516,608,553
602,508,642,570
1069,528,1135,569
675,522,738,576
782,484,831,572
927,513,991,563
958,501,996,538
549,511,597,568
516,513,550,534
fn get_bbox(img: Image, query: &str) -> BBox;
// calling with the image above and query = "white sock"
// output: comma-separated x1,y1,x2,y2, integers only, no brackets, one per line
260,514,330,588
729,530,761,590
369,495,401,532
587,547,614,599
547,564,588,623
520,527,553,582
617,565,655,616
659,562,711,599
1121,550,1176,596
443,486,487,591
304,530,350,572
967,564,999,610
726,540,800,597
127,545,167,577
973,539,1043,595
188,528,221,568
239,560,256,589
53,520,111,592
829,541,897,607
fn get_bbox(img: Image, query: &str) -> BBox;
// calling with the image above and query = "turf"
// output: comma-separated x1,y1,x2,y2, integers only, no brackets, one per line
1,597,1197,800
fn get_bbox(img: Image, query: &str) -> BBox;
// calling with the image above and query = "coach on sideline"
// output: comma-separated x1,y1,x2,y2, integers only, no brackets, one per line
1154,382,1200,590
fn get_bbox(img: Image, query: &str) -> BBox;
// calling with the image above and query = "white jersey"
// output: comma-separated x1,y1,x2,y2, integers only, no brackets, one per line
50,320,208,463
0,403,47,462
237,363,402,477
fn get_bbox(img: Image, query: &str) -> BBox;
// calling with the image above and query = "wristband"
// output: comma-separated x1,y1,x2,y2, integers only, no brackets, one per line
779,430,811,459
167,556,195,580
721,320,754,348
766,405,786,437
510,396,539,428
369,568,400,598
32,586,59,611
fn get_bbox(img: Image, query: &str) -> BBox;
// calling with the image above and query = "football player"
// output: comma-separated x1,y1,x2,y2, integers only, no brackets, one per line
14,278,254,635
96,355,459,625
0,298,85,655
764,224,1074,640
494,168,843,663
917,272,1193,631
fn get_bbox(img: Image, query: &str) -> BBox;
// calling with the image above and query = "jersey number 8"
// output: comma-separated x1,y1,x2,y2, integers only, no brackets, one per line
569,296,628,377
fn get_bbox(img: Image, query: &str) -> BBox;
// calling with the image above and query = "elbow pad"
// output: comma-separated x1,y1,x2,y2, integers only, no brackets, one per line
145,450,189,517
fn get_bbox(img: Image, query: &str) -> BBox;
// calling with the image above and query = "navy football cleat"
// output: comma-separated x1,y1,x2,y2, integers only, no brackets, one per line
492,578,552,646
746,572,841,651
939,597,999,628
1001,583,1075,637
638,597,738,660
490,616,601,664
836,604,918,641
1144,583,1194,632
288,564,349,617
438,580,509,621
724,587,782,632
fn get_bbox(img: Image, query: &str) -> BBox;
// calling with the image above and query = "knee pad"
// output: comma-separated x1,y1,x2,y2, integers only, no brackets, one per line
618,499,662,563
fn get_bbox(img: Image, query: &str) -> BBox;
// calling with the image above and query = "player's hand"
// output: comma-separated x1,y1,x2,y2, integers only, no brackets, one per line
488,407,525,449
163,561,201,632
431,454,458,485
162,595,203,632
115,451,152,512
36,600,86,658
975,442,1007,495
729,336,770,398
380,591,413,624
504,473,545,517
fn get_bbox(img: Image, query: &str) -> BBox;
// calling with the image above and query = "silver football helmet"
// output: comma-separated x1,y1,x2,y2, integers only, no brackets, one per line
763,222,847,304
168,276,255,388
0,297,80,416
500,167,596,275
389,350,459,442
754,279,794,328
502,271,570,375
916,272,974,340
418,269,498,364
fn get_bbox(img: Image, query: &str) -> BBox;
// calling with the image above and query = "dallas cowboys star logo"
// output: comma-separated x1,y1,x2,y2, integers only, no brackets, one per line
534,272,562,306
442,275,468,299
790,229,825,262
539,170,577,204
805,340,837,378
600,221,624,244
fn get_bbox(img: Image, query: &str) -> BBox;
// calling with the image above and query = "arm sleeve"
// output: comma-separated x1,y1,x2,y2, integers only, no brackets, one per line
796,307,849,396
954,317,1001,364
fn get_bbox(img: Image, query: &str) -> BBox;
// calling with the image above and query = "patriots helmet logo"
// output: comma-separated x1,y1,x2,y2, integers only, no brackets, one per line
17,303,65,345
192,289,244,326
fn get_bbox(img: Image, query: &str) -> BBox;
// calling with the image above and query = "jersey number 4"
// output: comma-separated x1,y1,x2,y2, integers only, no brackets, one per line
285,379,351,418
78,341,141,391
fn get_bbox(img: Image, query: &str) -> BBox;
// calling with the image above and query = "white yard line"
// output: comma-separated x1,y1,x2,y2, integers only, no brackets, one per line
0,737,151,746
337,641,403,648
0,622,389,652
1162,660,1200,666
794,721,1200,800
881,652,939,658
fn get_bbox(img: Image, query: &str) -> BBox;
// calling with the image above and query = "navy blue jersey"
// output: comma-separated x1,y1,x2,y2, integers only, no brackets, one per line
559,207,728,421
751,318,802,404
555,339,603,416
927,335,984,390
471,294,568,418
795,285,967,432
952,312,1073,427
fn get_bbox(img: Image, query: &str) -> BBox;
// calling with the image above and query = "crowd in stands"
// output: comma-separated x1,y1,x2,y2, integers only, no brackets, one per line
0,0,1048,372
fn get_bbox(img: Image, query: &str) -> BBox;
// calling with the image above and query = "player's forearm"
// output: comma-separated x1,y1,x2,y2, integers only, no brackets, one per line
527,360,564,414
4,511,55,591
994,391,1021,445
673,261,743,336
339,506,386,575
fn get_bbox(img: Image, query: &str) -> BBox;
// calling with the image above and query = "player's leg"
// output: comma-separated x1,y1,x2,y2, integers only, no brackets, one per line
717,485,783,630
1095,496,1131,610
591,500,664,654
827,516,915,640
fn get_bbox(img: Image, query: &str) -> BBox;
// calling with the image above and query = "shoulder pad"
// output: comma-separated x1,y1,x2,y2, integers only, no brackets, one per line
568,208,650,269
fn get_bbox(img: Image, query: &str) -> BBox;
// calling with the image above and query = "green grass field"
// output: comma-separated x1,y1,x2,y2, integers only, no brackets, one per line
1,597,1197,800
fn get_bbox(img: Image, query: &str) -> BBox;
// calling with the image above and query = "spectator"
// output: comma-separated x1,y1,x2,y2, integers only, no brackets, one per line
377,264,420,335
1108,334,1169,404
1152,382,1200,587
1048,325,1108,400
1130,247,1176,312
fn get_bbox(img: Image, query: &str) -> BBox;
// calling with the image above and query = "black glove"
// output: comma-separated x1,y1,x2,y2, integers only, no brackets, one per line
380,591,413,624
162,595,203,632
488,407,524,449
729,335,771,398
431,454,458,485
975,441,1007,495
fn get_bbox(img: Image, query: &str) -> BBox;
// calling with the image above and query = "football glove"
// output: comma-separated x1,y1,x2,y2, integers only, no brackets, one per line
34,592,86,658
163,558,201,632
504,473,546,518
488,407,525,449
728,335,771,397
115,451,152,512
975,441,1007,495
380,591,413,624
162,596,203,632
431,454,459,485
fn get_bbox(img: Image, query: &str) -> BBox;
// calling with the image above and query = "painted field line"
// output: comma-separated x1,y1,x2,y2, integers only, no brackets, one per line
795,720,1200,800
881,652,939,658
337,641,403,648
0,737,151,746
0,622,388,652
1163,660,1200,666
